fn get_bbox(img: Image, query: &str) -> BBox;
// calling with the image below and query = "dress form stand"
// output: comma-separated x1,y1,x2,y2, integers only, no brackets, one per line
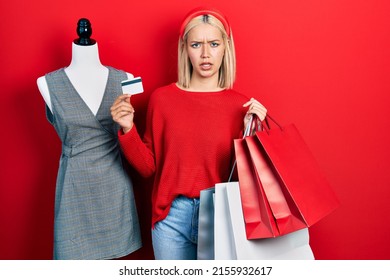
37,18,133,115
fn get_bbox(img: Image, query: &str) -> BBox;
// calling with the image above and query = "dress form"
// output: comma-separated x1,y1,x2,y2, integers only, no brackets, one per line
37,18,133,115
36,19,142,259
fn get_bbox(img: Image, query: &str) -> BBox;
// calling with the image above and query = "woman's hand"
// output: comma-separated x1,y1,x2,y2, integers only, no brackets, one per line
243,98,267,128
110,94,135,134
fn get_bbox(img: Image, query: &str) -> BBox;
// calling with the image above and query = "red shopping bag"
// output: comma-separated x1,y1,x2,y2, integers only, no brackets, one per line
245,136,307,235
235,135,307,239
234,115,339,239
234,138,278,238
255,117,340,227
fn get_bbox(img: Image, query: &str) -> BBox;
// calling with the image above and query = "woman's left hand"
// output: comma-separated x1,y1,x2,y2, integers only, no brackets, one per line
243,98,267,127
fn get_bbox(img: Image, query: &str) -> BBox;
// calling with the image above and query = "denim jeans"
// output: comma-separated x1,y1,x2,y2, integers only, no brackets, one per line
152,195,200,260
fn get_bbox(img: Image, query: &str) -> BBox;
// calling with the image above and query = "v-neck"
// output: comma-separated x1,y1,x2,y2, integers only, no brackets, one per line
61,66,110,119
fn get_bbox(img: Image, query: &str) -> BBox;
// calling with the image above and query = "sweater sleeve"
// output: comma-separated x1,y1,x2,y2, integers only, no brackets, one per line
118,126,156,178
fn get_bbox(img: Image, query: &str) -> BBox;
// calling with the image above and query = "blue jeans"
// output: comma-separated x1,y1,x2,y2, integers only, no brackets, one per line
152,195,200,260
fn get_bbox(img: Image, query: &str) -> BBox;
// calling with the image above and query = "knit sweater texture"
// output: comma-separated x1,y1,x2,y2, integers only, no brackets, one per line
119,83,249,227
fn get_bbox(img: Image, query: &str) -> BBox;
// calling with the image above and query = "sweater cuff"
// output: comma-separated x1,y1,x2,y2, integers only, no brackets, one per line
118,126,141,150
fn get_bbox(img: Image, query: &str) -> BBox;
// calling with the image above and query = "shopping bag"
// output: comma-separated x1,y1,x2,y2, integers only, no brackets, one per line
199,182,314,259
255,117,340,227
197,184,237,260
197,187,215,260
247,134,309,234
234,113,306,239
214,183,237,260
234,115,339,239
234,138,279,239
225,182,315,259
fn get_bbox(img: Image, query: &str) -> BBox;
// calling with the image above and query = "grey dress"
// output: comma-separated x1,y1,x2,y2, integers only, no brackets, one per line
45,66,142,259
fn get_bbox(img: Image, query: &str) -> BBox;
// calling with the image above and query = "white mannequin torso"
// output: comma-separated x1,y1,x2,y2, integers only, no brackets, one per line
37,42,133,115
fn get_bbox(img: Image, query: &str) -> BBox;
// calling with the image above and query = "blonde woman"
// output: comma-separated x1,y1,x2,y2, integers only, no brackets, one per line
111,7,267,260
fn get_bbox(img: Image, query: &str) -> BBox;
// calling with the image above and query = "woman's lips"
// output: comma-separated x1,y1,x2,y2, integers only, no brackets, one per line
200,63,212,70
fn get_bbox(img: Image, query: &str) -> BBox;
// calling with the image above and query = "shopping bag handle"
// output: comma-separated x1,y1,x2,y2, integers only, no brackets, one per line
229,114,261,181
228,114,261,181
244,114,282,136
243,115,254,137
243,114,263,137
228,114,253,182
262,114,283,133
228,113,283,181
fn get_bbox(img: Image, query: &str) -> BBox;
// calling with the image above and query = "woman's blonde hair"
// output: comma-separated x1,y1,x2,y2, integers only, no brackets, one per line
177,12,236,89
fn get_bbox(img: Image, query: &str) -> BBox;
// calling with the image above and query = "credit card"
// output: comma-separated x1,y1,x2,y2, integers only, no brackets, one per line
121,77,143,95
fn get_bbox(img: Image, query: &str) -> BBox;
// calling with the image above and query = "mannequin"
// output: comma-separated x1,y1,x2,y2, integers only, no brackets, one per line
36,18,142,260
37,18,133,114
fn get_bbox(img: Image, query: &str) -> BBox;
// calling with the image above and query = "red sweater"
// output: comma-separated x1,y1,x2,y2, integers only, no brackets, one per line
119,83,248,227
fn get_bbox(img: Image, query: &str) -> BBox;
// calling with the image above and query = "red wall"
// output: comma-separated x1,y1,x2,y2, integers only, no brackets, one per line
1,0,389,260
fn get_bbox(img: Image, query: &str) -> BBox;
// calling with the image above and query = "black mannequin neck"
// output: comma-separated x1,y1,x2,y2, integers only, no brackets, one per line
74,18,96,46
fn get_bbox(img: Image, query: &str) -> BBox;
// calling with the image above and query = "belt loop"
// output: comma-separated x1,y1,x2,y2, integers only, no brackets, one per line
193,197,200,206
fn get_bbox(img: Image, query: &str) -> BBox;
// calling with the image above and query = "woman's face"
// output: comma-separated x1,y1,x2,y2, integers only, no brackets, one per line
186,23,225,83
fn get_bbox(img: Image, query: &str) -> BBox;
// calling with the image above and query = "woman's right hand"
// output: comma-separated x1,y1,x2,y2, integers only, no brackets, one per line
110,94,135,134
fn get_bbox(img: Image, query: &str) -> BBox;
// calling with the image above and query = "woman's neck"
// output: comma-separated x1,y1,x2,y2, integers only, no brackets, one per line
187,76,223,92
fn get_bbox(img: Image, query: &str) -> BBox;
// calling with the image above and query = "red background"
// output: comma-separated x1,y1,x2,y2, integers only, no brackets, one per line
1,0,389,260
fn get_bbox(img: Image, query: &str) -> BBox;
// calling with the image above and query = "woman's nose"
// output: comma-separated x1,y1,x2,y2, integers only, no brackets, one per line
201,44,210,58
